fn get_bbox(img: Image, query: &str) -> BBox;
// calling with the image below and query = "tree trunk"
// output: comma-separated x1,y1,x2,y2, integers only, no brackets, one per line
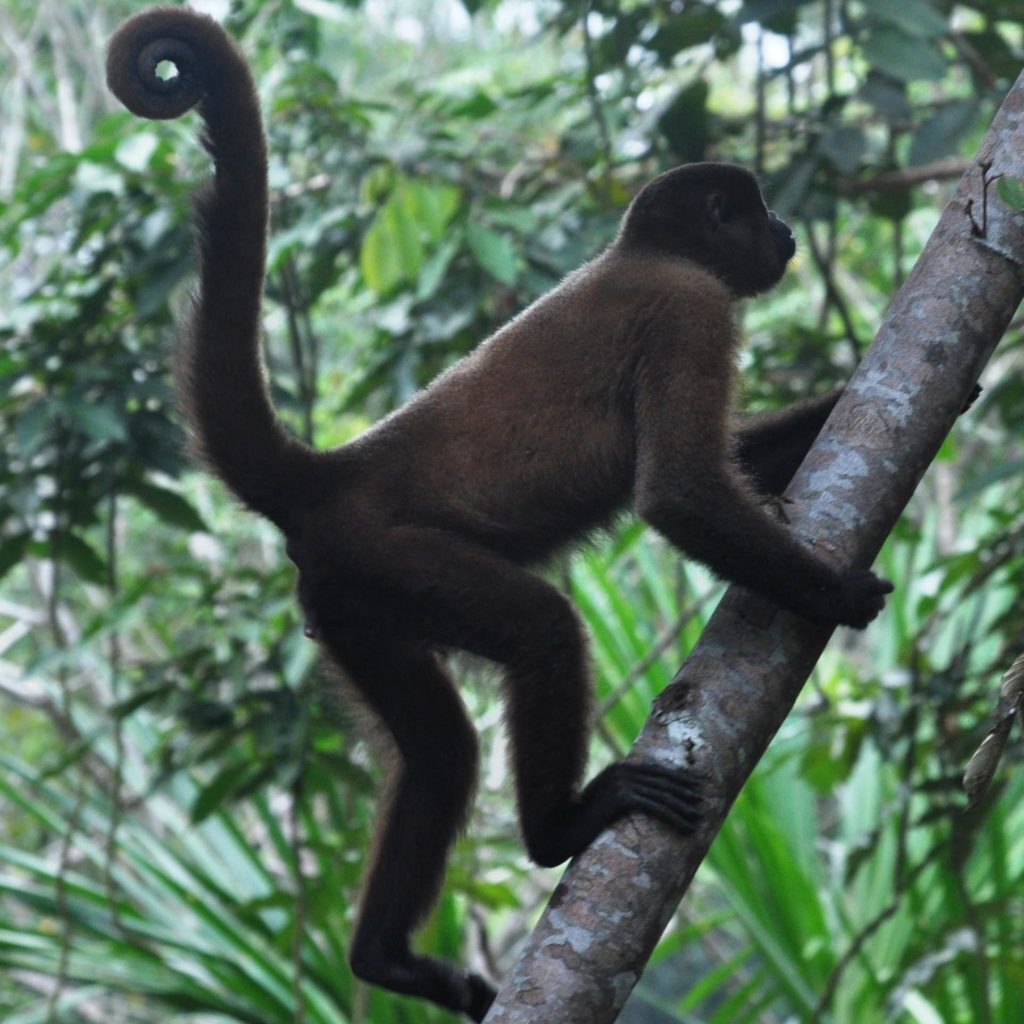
484,69,1024,1024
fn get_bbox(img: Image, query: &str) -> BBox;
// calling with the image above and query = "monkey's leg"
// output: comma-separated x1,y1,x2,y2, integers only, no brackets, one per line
319,633,496,1022
372,528,703,869
732,389,842,494
735,382,981,495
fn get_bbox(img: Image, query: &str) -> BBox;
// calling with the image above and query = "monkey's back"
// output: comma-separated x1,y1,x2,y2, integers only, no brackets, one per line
336,252,733,563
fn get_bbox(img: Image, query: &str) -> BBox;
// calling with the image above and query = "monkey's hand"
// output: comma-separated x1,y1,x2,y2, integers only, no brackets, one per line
961,383,982,414
806,569,893,629
525,762,703,867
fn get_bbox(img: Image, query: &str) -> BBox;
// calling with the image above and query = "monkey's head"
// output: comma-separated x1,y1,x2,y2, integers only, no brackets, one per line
617,163,796,297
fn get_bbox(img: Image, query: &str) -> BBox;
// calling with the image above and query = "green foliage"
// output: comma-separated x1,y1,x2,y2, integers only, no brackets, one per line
360,175,462,293
997,175,1024,211
2,0,1024,1021
0,115,193,588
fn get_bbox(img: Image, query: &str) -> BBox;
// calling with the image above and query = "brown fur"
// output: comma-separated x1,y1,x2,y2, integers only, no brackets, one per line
107,9,891,1020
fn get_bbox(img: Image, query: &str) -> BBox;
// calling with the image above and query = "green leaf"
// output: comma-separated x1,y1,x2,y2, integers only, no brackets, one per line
739,0,810,27
648,9,727,62
595,11,644,69
908,101,977,166
14,400,52,454
997,175,1024,211
136,251,192,320
67,399,129,444
860,0,948,39
383,198,424,277
769,157,816,214
416,235,461,301
191,762,253,823
182,699,235,733
125,480,207,532
111,683,175,719
861,28,947,82
860,74,912,121
466,222,520,285
960,30,1023,80
869,186,912,223
0,533,30,583
404,179,461,242
657,82,710,162
55,533,108,585
359,163,397,206
360,189,426,294
448,92,498,119
819,126,867,175
360,210,401,293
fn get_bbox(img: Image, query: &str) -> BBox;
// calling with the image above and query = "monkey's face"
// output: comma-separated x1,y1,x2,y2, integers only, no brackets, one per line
619,163,796,298
700,190,797,296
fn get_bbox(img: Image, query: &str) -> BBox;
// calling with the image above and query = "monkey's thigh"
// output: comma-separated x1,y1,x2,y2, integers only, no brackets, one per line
355,524,586,665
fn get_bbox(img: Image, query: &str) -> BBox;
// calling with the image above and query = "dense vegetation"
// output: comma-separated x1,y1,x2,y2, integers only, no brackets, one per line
1,1,1022,1021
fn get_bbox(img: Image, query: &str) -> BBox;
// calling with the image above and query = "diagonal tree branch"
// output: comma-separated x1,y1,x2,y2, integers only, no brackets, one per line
484,69,1024,1024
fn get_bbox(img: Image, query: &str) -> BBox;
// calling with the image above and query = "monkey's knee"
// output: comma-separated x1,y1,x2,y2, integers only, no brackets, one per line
348,933,401,990
504,587,585,672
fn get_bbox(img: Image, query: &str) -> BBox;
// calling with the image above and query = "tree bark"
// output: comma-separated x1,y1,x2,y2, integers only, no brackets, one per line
483,70,1024,1024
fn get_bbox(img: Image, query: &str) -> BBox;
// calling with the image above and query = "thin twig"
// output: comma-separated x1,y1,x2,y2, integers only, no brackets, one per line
45,428,86,1024
839,159,969,196
102,486,127,933
580,3,614,204
801,218,864,363
811,843,946,1018
290,777,308,1024
598,586,719,719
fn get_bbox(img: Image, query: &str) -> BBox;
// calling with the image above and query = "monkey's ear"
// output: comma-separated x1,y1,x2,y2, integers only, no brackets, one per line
707,191,731,226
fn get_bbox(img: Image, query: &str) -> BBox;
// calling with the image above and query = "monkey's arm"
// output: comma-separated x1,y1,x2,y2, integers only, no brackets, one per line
733,389,842,495
632,315,888,628
734,381,981,495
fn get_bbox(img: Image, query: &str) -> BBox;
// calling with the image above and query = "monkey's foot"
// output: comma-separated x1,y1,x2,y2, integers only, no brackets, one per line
465,973,498,1022
592,760,704,834
350,941,495,1022
525,761,703,867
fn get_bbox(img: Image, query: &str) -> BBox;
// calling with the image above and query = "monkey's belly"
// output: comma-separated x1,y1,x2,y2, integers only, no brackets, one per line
433,483,630,564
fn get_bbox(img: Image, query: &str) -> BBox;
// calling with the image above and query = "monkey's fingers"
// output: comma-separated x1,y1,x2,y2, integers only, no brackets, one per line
465,973,497,1023
833,570,894,629
859,572,894,597
793,570,892,629
961,383,983,414
609,761,705,836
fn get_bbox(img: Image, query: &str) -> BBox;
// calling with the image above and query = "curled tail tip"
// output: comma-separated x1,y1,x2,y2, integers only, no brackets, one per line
106,6,233,121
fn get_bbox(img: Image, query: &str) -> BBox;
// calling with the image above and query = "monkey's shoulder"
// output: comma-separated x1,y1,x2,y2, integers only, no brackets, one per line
540,253,736,346
562,248,732,304
477,250,735,357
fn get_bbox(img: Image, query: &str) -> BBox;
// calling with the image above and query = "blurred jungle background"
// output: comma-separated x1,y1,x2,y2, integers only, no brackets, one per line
1,0,1023,1021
